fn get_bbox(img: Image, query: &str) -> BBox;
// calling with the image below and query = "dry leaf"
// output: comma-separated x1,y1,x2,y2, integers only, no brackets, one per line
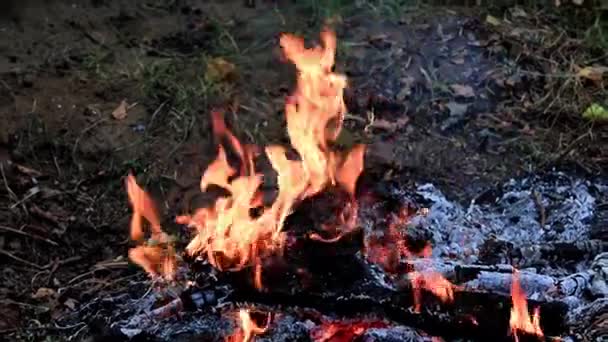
32,287,56,300
206,57,237,82
63,298,78,311
577,66,608,84
445,102,469,116
13,163,43,177
485,15,501,27
451,57,465,65
112,99,129,120
450,84,475,98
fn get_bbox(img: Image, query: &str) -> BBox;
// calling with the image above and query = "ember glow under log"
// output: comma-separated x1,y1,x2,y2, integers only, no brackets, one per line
116,28,607,342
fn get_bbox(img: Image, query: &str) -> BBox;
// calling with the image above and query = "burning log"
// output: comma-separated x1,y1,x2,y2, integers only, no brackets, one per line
199,254,570,341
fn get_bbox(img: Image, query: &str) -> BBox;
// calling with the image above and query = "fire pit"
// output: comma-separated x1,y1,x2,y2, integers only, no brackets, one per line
63,29,607,342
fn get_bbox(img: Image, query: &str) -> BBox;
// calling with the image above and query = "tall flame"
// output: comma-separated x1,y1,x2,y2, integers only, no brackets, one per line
126,174,176,280
509,271,543,341
126,29,365,286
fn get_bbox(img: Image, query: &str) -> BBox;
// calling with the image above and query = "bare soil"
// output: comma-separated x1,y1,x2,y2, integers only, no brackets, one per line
0,1,606,340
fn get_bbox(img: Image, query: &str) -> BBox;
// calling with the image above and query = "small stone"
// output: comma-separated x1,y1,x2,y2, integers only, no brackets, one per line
22,73,34,88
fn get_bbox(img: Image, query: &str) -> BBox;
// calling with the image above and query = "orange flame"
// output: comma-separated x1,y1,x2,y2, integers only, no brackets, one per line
363,207,455,311
226,309,270,342
509,271,543,341
125,174,176,280
126,30,365,285
410,271,455,313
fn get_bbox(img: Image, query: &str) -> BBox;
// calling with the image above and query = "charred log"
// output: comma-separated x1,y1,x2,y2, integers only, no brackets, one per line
219,256,568,341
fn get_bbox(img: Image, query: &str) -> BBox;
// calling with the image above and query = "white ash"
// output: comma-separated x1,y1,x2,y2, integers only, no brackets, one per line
361,326,427,342
362,172,600,276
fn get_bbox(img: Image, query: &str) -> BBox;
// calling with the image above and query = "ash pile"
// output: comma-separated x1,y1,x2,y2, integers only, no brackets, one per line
63,172,607,342
61,29,608,342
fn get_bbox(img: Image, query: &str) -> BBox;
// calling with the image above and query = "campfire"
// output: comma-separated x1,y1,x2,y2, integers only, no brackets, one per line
114,29,608,342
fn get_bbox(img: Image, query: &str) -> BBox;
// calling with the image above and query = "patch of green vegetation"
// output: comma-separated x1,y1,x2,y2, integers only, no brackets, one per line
81,47,114,80
585,13,608,51
306,0,354,22
365,0,422,19
139,55,229,114
296,0,425,28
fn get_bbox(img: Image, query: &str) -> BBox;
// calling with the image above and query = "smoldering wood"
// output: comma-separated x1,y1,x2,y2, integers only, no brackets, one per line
218,255,568,341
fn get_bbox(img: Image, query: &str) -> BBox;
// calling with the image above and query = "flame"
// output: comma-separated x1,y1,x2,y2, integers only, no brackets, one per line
363,206,455,311
410,271,455,313
125,174,176,280
126,29,365,285
226,309,270,342
509,271,543,341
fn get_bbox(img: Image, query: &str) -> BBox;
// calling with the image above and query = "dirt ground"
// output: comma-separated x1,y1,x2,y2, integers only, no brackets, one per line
0,0,606,341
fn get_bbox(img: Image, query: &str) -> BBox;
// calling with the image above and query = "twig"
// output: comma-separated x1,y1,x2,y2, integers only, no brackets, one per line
0,249,44,270
9,186,41,209
145,101,168,136
0,163,19,204
532,190,546,229
0,225,59,246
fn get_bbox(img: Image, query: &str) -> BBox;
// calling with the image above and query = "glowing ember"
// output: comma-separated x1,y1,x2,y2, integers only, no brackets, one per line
363,207,455,310
311,319,388,342
509,271,543,341
226,309,270,342
126,29,364,286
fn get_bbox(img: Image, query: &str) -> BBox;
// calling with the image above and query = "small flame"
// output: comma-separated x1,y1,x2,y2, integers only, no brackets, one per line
509,271,543,341
226,309,270,342
410,271,455,313
125,174,176,280
363,207,455,311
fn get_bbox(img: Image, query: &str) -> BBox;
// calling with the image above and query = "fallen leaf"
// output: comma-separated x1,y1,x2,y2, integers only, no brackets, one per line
510,7,528,18
577,66,608,84
206,57,237,82
450,84,475,98
13,163,43,177
485,15,501,26
583,103,608,122
451,57,465,65
112,99,129,120
32,287,56,300
63,298,78,311
445,102,469,116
